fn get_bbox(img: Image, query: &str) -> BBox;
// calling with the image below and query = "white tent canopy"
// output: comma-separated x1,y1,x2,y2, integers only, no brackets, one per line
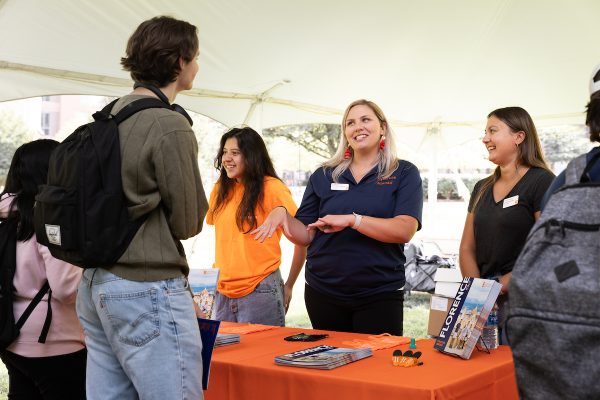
1,0,599,180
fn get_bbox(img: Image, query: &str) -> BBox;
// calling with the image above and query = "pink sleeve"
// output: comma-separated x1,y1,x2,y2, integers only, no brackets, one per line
37,244,82,304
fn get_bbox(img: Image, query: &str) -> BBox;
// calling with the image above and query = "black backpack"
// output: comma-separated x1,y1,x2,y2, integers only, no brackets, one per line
34,90,191,268
0,216,52,349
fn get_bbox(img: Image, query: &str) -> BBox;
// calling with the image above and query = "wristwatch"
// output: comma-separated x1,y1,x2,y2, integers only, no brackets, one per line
352,212,363,229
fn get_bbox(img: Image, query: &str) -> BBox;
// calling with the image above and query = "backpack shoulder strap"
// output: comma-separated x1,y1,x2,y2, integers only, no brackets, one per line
92,98,120,122
111,98,171,125
91,98,170,125
581,150,600,183
38,287,52,344
15,281,52,343
15,281,50,330
93,97,192,127
565,154,589,185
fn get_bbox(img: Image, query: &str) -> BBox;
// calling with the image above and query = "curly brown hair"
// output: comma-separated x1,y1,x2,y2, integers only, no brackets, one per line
120,16,198,87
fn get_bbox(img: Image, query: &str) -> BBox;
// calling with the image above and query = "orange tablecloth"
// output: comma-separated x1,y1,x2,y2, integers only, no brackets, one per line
205,324,519,400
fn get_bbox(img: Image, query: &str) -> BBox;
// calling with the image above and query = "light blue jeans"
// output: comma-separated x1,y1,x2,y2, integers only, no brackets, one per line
76,268,203,400
214,269,285,326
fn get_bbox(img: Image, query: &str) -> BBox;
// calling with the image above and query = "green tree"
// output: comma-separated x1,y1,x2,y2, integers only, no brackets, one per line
263,124,340,159
0,111,34,185
539,126,591,170
438,178,458,200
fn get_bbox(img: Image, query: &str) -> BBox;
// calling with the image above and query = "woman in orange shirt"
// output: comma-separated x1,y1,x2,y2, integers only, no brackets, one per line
207,127,306,326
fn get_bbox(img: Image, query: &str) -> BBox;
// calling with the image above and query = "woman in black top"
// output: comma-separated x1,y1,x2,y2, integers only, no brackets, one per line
459,106,554,344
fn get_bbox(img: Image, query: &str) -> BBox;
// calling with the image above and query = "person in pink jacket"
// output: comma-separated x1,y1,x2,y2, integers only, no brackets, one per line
0,139,85,400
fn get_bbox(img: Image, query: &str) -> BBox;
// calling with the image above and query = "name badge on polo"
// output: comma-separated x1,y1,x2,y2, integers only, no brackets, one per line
503,195,519,208
331,183,349,191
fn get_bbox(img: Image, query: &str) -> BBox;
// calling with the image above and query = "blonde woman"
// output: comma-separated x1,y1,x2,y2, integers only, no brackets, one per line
256,99,423,335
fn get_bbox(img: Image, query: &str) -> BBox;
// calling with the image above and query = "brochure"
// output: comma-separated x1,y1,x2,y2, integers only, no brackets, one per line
433,277,501,359
189,268,220,319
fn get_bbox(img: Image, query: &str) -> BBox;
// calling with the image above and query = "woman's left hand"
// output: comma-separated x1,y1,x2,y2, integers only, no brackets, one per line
499,273,511,295
307,214,354,233
251,206,287,242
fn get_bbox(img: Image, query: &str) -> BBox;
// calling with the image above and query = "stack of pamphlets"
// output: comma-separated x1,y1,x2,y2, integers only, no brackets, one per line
275,345,372,369
215,333,240,347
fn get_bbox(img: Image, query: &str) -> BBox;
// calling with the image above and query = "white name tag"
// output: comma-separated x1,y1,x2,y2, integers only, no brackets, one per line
503,195,519,208
331,183,349,191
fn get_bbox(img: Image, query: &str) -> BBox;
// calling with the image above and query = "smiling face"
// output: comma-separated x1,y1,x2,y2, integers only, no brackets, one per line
483,115,524,166
343,104,385,153
221,137,245,181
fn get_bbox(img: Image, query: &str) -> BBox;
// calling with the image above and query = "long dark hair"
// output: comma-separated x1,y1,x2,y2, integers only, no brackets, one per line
212,127,280,233
472,107,551,212
1,139,59,241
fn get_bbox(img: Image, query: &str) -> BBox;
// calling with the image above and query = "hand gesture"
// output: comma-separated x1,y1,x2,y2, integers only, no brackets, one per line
251,206,288,243
307,214,354,233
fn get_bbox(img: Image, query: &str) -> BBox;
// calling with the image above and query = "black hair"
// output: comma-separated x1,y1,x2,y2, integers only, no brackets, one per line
212,127,280,233
585,92,600,142
1,139,59,241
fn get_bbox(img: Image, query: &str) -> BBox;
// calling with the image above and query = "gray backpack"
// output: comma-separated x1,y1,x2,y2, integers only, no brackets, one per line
507,153,600,400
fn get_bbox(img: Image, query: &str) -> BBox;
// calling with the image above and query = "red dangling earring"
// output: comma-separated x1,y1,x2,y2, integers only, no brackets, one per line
379,137,386,150
344,146,351,159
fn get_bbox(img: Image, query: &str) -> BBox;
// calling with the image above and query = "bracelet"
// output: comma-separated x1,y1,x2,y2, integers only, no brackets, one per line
352,212,363,229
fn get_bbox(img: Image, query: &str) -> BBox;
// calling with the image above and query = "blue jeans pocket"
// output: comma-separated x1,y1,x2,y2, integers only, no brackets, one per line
100,288,160,347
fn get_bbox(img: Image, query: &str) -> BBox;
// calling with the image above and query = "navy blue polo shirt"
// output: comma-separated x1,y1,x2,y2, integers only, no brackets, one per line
295,160,423,300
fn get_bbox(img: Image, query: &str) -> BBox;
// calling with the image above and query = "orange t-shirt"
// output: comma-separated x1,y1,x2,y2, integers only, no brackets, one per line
207,177,298,298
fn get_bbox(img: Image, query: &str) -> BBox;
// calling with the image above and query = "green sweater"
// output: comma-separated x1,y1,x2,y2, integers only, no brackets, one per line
106,94,208,281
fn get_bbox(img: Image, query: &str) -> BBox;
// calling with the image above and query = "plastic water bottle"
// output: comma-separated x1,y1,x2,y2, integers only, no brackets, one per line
481,305,499,350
